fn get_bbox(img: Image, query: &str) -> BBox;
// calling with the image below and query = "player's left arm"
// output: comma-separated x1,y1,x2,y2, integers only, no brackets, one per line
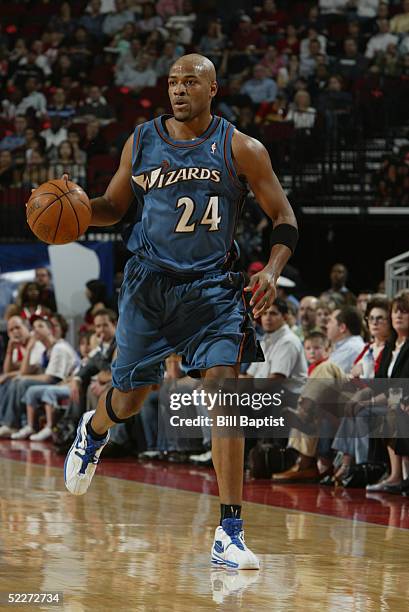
232,130,298,318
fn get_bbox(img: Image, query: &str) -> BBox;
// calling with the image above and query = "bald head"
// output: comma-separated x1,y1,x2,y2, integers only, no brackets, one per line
170,54,216,83
168,54,218,122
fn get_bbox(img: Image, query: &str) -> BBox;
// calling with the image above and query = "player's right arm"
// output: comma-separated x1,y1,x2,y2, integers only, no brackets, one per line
87,134,135,227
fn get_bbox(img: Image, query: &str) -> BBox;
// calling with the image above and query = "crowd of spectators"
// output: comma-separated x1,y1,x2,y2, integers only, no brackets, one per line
1,261,409,498
0,0,408,201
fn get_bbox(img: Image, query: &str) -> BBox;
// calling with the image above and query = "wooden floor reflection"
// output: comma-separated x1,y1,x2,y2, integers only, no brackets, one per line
1,457,409,612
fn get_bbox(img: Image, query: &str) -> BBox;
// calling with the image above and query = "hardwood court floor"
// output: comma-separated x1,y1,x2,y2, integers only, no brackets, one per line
1,445,409,612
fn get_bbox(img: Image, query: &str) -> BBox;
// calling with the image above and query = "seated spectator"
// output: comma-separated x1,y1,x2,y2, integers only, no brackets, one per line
116,37,143,73
22,151,49,188
111,21,138,56
25,128,46,163
51,54,79,88
373,43,401,77
35,268,57,312
1,87,24,121
286,90,317,130
30,40,52,78
254,0,288,39
81,120,106,157
235,106,261,139
0,317,30,387
356,290,375,315
276,24,300,56
79,0,105,41
317,74,353,134
319,0,349,17
115,52,157,91
5,282,51,321
260,46,287,79
315,299,332,335
103,0,135,38
255,92,288,124
0,115,27,152
67,130,87,164
356,0,382,20
333,37,369,81
156,41,183,77
11,316,78,440
240,64,278,105
346,19,365,54
390,0,409,33
300,27,327,60
246,299,308,402
273,306,364,483
48,2,78,37
40,116,68,155
49,141,86,187
16,77,47,119
296,295,319,340
67,27,95,76
216,78,253,122
165,0,196,46
47,88,76,123
231,15,267,56
198,20,226,68
136,2,163,34
8,39,28,74
12,51,45,90
365,18,399,59
76,86,115,125
299,39,325,78
0,151,14,189
84,279,116,329
304,331,330,375
69,308,117,411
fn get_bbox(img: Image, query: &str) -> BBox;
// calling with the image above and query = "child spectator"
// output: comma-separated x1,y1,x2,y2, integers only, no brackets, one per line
304,331,329,375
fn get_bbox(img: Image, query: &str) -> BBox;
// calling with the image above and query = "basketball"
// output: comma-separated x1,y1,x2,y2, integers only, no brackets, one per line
26,179,91,245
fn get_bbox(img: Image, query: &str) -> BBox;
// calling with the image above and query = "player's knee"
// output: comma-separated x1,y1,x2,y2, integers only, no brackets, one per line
110,387,151,420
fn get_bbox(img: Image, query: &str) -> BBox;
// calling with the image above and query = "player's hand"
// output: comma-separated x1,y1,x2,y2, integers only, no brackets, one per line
244,268,277,318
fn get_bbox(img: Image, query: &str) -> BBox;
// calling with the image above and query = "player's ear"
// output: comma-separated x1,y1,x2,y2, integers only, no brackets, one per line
210,80,218,100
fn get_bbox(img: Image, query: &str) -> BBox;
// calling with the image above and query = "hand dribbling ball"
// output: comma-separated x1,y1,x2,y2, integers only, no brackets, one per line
26,178,91,244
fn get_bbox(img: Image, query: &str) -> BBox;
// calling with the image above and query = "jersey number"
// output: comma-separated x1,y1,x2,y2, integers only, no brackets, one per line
175,196,221,233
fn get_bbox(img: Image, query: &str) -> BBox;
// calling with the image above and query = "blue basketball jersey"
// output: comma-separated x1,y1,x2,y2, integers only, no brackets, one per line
127,115,247,275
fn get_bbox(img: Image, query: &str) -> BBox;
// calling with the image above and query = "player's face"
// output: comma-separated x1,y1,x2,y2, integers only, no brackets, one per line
168,65,216,122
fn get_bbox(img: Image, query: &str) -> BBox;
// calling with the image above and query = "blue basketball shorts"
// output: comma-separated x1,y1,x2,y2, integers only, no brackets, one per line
111,256,264,391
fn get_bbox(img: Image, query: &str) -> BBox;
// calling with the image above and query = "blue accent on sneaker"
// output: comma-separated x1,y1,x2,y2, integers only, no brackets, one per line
214,540,224,554
77,434,107,474
221,518,245,551
211,552,239,569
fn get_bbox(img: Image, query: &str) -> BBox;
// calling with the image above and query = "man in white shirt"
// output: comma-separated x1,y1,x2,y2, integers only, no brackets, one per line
319,0,348,14
15,77,47,118
326,306,365,373
365,18,398,59
246,299,308,397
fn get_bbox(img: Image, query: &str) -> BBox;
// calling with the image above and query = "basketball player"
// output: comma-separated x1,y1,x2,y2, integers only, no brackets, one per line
64,54,298,570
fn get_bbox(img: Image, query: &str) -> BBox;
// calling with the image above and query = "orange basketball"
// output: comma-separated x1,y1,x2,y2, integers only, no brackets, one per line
26,179,91,245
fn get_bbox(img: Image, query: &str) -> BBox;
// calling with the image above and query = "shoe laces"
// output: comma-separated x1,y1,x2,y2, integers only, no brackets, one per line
76,434,105,475
222,519,245,551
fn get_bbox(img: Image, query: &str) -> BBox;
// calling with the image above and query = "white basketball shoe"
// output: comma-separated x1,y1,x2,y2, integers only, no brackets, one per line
64,410,109,495
211,518,260,570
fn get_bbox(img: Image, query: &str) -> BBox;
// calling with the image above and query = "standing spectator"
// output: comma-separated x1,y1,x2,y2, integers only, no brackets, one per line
35,268,57,313
240,64,277,105
365,19,399,59
103,0,134,38
324,263,356,304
